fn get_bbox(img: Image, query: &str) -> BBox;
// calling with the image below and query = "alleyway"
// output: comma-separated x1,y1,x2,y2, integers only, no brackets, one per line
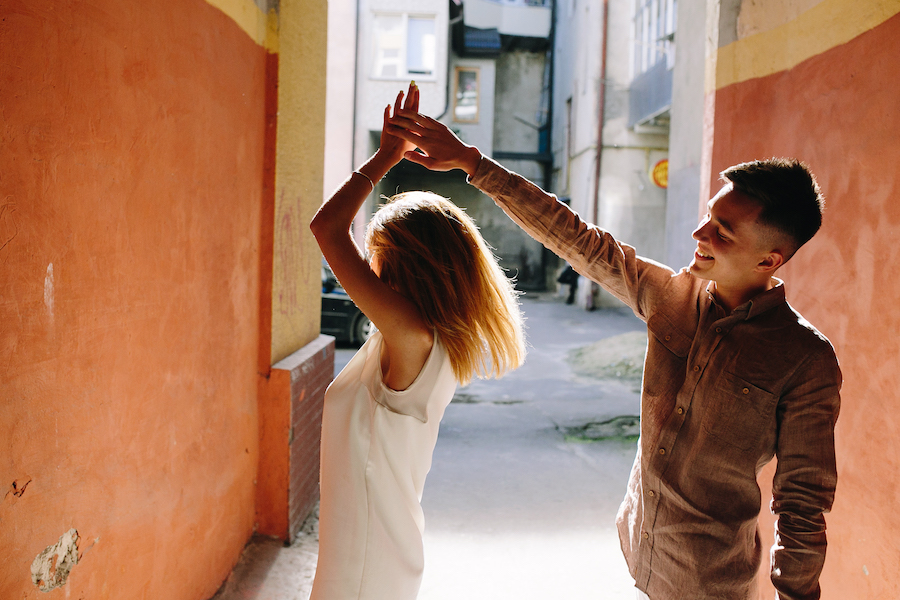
213,292,647,600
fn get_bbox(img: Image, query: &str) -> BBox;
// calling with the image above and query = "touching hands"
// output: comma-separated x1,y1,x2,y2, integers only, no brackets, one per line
376,82,421,168
385,97,483,176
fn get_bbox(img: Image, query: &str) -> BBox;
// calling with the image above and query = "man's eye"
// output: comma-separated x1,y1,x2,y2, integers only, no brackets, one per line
717,231,729,241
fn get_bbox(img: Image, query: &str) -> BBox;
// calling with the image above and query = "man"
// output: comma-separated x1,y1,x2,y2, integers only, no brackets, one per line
388,102,841,600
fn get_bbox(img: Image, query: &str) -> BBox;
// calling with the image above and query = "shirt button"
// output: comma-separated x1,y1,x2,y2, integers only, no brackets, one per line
648,490,655,497
693,365,700,372
715,327,722,333
742,387,750,394
658,448,666,455
642,531,650,540
664,335,671,341
677,407,684,415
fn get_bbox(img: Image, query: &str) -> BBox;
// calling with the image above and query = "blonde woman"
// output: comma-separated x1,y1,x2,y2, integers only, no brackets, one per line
308,83,525,600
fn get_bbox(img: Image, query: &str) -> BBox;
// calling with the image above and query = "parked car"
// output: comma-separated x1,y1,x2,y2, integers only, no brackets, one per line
321,263,373,346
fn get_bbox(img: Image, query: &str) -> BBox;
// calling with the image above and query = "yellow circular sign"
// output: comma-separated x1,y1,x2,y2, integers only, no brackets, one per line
651,159,668,189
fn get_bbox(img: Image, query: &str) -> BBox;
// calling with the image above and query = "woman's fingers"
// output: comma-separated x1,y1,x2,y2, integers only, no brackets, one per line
393,90,404,117
403,82,417,111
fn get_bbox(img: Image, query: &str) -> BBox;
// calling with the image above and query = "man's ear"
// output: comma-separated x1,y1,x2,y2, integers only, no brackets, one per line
756,250,784,274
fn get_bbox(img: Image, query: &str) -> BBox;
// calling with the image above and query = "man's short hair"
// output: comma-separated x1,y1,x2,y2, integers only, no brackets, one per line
721,158,824,259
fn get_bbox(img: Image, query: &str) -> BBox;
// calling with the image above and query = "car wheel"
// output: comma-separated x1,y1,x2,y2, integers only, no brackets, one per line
352,314,374,346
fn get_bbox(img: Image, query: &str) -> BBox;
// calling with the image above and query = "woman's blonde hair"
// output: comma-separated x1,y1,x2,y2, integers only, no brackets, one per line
365,191,525,385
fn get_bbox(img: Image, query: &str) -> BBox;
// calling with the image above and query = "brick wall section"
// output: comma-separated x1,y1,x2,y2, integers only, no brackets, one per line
278,334,335,542
258,334,334,541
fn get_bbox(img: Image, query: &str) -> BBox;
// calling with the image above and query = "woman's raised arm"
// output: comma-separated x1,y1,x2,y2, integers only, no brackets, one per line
309,83,433,391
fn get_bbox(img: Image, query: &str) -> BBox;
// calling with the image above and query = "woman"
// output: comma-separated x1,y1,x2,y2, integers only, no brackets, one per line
308,83,525,600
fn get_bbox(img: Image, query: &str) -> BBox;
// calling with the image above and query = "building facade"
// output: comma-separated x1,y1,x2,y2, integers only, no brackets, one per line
1,1,331,598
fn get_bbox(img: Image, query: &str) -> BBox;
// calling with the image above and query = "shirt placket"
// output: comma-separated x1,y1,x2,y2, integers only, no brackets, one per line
637,301,742,590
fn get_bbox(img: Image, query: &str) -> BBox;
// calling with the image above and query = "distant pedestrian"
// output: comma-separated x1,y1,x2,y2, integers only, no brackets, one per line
557,263,579,304
308,83,525,600
388,95,841,600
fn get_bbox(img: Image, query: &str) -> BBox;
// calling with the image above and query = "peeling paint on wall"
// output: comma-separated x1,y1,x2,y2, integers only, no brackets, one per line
31,529,79,592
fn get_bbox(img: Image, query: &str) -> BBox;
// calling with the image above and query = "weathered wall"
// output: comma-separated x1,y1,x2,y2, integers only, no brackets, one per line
595,0,668,270
704,1,900,597
0,0,326,597
551,0,604,220
664,0,707,269
254,0,330,543
323,0,359,203
491,49,551,290
270,0,328,365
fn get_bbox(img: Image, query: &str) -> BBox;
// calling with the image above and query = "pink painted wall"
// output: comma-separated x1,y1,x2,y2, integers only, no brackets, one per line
707,13,900,599
0,1,271,597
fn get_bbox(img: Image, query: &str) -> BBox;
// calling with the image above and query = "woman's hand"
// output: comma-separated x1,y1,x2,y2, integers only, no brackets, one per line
385,105,483,176
375,82,420,168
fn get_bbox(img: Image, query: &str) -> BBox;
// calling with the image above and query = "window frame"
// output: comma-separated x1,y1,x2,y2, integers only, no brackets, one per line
452,66,480,123
370,12,438,82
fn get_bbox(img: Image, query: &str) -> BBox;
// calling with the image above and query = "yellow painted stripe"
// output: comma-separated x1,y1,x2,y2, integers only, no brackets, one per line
711,0,900,91
204,0,279,52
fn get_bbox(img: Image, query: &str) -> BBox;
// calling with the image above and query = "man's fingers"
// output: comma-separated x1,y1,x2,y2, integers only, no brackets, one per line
392,108,437,129
387,115,429,137
384,123,423,145
402,150,430,167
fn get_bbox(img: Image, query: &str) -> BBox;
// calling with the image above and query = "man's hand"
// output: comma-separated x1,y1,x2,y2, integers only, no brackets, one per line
386,107,483,177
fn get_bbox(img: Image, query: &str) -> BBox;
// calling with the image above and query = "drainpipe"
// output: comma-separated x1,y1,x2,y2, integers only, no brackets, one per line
593,0,609,225
544,0,556,192
350,0,366,245
436,9,463,120
585,0,609,309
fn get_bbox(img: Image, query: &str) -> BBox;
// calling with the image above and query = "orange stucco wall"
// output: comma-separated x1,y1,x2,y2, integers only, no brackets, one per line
0,1,269,598
706,10,900,599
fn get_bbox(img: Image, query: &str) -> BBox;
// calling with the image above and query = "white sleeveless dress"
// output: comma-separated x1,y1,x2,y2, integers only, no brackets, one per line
310,330,457,600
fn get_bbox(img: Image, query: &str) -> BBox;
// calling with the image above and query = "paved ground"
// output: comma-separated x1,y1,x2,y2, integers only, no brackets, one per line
212,291,647,600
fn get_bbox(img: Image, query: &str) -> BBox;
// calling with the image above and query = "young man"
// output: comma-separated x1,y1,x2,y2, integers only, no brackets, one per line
387,103,841,600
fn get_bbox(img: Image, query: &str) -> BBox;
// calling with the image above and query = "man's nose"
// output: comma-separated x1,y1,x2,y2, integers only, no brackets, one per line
692,221,706,241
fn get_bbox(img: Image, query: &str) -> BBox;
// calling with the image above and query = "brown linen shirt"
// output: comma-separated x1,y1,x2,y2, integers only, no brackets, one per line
470,157,841,600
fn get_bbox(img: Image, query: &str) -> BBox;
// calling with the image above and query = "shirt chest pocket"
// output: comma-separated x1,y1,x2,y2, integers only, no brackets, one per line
701,371,777,451
645,312,692,395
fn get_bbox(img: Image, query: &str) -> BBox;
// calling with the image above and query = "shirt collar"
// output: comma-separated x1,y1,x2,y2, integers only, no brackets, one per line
705,278,786,320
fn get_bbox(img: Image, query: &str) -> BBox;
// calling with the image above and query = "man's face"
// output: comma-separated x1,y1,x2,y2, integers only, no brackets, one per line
689,184,773,291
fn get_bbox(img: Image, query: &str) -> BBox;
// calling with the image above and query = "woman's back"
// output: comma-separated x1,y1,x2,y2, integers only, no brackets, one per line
311,331,456,600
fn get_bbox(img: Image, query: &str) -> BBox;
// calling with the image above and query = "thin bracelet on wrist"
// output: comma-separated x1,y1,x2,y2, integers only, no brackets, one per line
353,170,376,192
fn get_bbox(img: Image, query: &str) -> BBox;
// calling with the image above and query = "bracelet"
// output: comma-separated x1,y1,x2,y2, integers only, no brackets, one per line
353,170,376,192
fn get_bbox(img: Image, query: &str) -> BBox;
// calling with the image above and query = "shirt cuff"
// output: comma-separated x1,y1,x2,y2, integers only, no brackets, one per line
467,154,509,192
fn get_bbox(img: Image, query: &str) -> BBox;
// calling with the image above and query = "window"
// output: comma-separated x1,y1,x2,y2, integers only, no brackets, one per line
372,14,436,79
632,0,677,77
452,67,480,123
